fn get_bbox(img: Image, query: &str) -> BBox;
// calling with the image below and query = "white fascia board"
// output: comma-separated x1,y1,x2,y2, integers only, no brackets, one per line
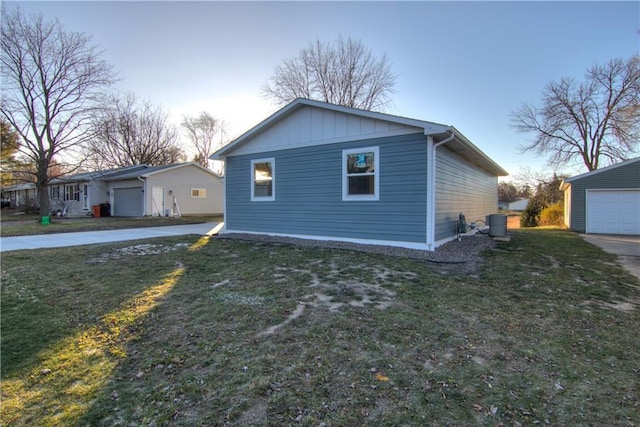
141,162,222,178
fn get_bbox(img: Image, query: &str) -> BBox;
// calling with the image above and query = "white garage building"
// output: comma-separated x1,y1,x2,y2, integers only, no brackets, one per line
49,162,224,217
560,157,640,235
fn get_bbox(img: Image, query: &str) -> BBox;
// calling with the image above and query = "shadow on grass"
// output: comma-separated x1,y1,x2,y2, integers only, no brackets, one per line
1,252,172,378
3,231,639,426
0,236,215,425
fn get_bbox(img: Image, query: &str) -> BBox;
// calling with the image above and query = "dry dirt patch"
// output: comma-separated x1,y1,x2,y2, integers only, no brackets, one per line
210,256,419,338
87,243,190,263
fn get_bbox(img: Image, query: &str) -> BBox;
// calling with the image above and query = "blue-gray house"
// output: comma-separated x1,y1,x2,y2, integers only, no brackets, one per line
211,99,508,250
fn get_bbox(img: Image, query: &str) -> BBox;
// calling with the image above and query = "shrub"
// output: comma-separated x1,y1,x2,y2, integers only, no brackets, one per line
521,199,541,227
539,202,564,226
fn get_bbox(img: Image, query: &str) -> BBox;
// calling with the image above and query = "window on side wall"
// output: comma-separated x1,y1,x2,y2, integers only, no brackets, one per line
251,158,275,201
191,188,206,198
343,147,379,201
64,184,80,201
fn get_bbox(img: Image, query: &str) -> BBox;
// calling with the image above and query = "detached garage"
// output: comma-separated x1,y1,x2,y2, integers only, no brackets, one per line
560,157,640,235
48,162,223,218
106,162,224,217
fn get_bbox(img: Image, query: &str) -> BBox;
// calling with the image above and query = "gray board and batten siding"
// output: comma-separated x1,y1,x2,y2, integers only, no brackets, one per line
225,133,429,244
564,158,640,233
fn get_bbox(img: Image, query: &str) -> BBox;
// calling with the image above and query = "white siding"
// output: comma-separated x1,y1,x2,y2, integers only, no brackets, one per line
144,165,223,216
230,105,422,156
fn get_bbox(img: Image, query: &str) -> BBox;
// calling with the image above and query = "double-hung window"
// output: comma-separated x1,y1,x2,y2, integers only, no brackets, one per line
64,184,80,201
251,158,275,201
343,147,379,201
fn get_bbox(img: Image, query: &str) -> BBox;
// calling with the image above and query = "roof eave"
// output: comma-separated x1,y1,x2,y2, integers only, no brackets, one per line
429,126,509,177
563,156,640,183
210,99,508,177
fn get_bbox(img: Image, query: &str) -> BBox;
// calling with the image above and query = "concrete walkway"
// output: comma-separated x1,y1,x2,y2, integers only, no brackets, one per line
0,222,223,252
580,234,640,280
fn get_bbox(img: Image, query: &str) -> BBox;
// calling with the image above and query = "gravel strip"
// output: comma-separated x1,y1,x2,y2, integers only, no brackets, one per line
215,231,499,275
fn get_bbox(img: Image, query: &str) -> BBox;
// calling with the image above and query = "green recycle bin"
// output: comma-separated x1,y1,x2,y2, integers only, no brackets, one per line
41,216,50,225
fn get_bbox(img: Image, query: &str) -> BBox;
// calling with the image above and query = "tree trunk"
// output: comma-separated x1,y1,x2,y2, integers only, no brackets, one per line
37,157,50,221
37,182,49,221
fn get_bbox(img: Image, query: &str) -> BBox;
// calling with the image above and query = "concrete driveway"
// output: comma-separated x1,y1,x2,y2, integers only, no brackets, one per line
0,222,223,252
580,234,640,280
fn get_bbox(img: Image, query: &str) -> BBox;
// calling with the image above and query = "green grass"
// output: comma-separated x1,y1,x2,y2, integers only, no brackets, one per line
1,229,638,426
0,214,222,237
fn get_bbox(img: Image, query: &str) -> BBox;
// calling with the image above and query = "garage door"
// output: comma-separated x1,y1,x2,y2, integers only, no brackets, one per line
113,187,143,217
586,190,640,235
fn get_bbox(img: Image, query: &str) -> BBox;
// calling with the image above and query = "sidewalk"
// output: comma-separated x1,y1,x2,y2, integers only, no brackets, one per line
0,222,223,252
580,234,640,280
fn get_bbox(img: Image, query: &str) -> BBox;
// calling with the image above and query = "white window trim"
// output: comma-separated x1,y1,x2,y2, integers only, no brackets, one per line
342,146,379,201
251,158,275,201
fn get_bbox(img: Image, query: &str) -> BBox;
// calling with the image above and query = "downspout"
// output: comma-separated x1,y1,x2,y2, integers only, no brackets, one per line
220,159,227,233
426,130,455,249
138,176,146,217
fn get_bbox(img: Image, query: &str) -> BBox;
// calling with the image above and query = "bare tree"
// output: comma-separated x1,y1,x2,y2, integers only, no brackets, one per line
1,8,115,218
1,118,23,185
181,112,226,168
85,92,183,168
498,181,525,203
511,55,640,172
262,36,396,111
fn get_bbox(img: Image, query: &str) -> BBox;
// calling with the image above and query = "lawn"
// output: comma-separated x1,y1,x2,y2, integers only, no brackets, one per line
1,229,638,426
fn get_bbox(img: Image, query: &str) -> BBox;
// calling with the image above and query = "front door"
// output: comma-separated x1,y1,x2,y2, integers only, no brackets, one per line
152,186,165,217
82,184,89,210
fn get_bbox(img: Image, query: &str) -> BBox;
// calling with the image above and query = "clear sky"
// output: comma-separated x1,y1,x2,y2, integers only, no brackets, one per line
7,1,640,180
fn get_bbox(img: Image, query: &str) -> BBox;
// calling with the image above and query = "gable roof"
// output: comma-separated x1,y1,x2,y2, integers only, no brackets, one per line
50,162,221,184
560,156,640,190
50,165,149,183
139,162,222,179
211,98,507,176
1,182,37,192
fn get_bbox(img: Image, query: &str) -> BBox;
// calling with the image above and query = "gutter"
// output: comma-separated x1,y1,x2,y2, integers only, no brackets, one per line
434,130,456,149
426,130,456,249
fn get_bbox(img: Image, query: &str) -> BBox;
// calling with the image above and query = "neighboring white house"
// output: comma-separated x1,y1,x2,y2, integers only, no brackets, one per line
48,162,224,217
508,198,529,211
